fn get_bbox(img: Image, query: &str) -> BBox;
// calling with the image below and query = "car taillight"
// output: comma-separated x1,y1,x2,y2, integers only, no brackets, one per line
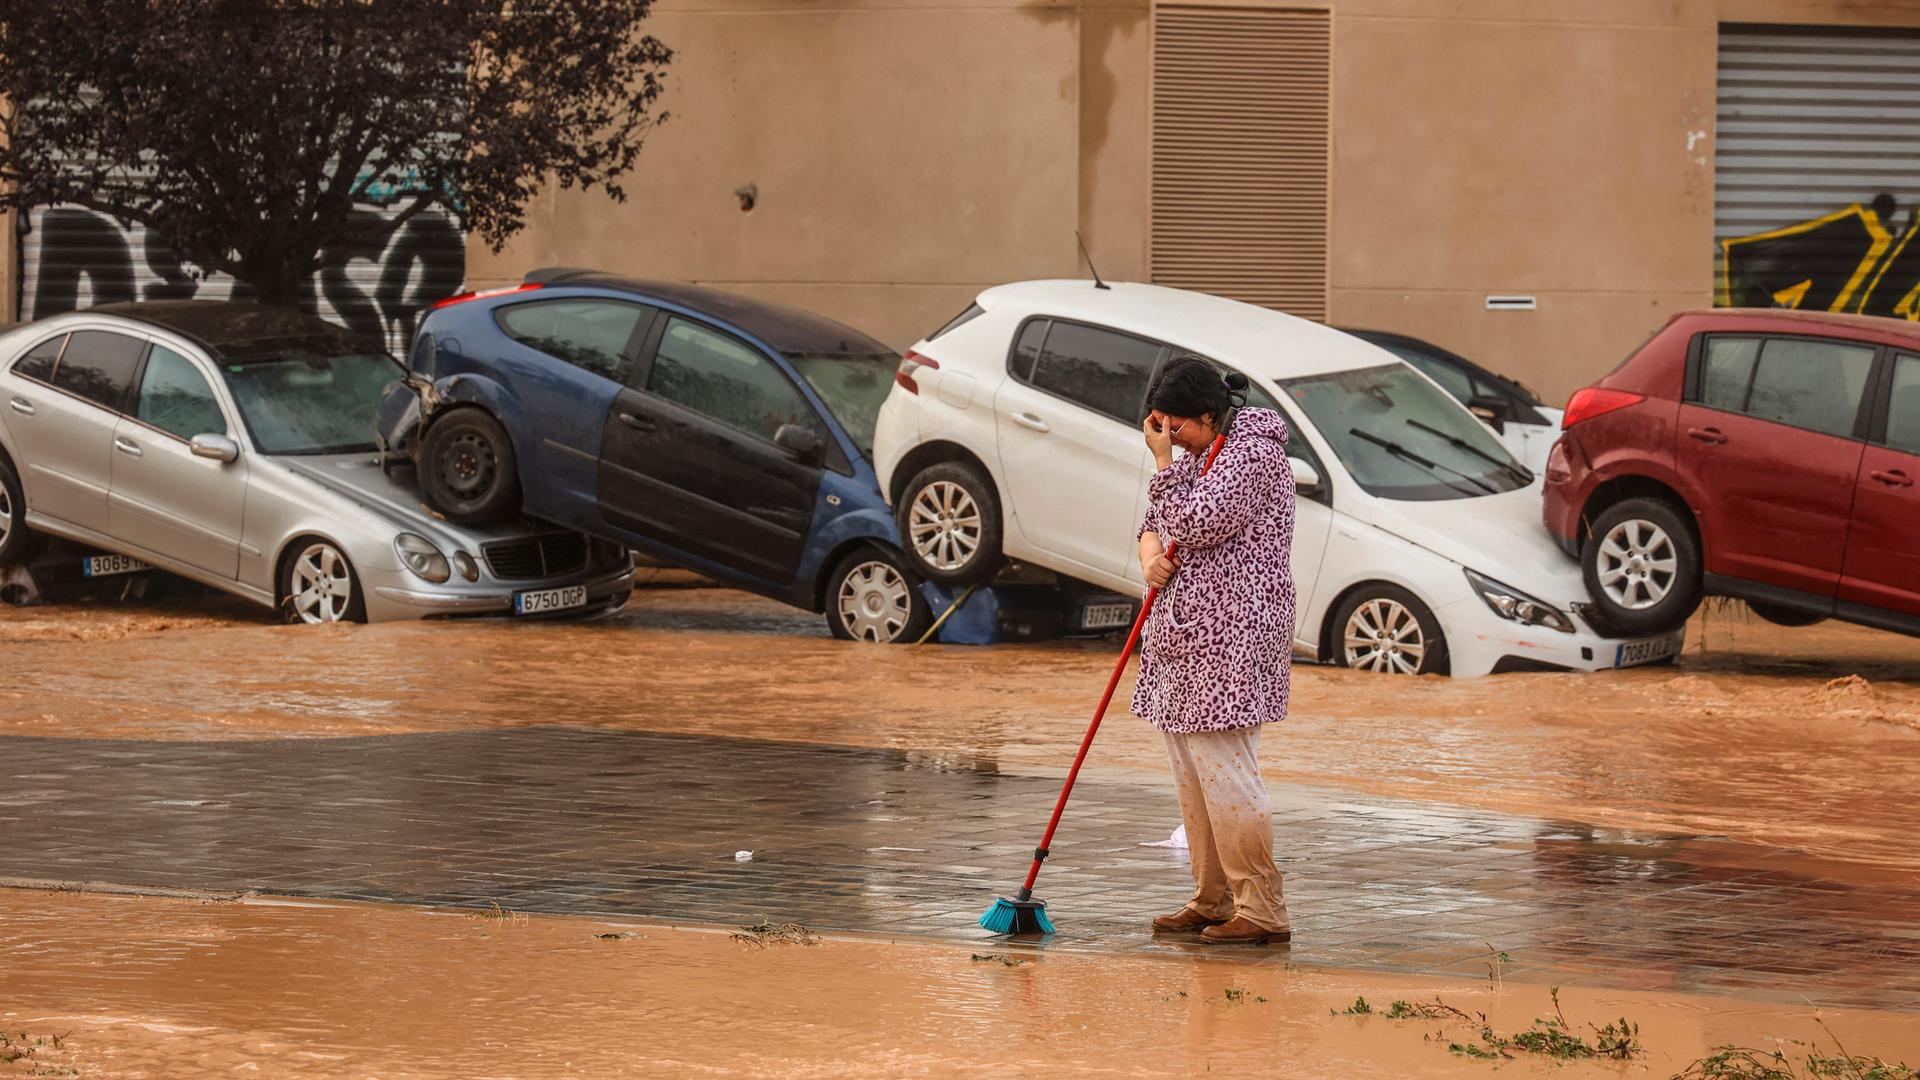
1562,387,1645,428
430,282,544,310
897,350,939,394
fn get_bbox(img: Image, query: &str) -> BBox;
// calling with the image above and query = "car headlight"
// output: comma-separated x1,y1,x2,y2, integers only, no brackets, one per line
1465,569,1574,634
395,533,452,584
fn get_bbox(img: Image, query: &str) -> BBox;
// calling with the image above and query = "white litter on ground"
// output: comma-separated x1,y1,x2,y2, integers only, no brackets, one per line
734,850,754,861
1139,824,1188,849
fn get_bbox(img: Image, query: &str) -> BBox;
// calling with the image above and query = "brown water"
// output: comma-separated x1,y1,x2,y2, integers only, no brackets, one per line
4,589,1917,880
2,888,1915,1079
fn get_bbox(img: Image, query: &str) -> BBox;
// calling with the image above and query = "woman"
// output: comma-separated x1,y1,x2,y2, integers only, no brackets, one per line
1133,355,1296,946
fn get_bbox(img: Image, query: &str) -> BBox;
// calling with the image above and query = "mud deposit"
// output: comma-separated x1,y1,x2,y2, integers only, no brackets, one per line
3,588,1917,884
1,888,1914,1079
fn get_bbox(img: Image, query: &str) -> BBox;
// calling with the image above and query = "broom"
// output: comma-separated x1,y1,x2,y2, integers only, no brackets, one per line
979,410,1237,935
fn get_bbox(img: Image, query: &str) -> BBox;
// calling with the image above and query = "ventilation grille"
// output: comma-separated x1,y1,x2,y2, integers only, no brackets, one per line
1150,4,1331,321
483,533,589,581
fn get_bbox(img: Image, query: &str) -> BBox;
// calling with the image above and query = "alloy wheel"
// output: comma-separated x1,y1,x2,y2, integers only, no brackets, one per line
1595,519,1677,611
907,481,982,573
0,485,11,545
290,543,355,624
1343,598,1428,675
838,559,914,643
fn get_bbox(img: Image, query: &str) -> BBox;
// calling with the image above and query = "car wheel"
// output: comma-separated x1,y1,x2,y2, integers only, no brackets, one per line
1747,600,1826,628
419,408,522,526
896,461,1002,587
0,455,42,567
827,547,934,644
1332,585,1450,676
281,540,367,625
1581,497,1702,636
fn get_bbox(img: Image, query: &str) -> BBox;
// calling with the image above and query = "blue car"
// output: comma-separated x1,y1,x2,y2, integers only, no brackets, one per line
380,268,934,642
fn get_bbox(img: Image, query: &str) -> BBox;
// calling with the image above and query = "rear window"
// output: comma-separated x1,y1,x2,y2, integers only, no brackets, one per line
927,303,984,341
11,334,64,383
1694,335,1876,439
1020,319,1163,424
52,330,145,411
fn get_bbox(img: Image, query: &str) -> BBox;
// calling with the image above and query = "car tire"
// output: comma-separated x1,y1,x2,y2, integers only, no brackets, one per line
1747,600,1826,628
1331,584,1451,676
0,455,42,567
418,408,522,526
895,460,1002,587
1580,497,1702,636
827,546,935,644
281,540,367,625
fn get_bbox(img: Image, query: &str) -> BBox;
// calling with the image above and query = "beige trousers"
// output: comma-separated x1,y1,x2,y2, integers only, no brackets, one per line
1163,725,1288,932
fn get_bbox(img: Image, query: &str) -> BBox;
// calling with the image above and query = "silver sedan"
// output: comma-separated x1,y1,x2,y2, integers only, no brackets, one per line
0,302,633,623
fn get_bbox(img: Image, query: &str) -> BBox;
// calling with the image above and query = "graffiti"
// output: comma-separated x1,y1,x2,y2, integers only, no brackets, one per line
18,206,467,353
1719,192,1920,321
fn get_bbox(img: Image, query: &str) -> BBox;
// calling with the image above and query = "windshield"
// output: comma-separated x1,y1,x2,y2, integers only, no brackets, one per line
789,352,897,458
221,350,405,455
1281,363,1532,500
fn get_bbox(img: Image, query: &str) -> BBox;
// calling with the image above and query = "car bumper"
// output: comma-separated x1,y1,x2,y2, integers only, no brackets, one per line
363,562,636,622
1437,593,1685,677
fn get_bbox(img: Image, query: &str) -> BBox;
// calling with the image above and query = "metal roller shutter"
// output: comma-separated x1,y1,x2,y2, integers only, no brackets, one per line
1150,3,1330,321
17,203,467,354
1716,25,1920,320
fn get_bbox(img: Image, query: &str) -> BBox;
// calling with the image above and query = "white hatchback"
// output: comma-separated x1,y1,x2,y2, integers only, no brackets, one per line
871,280,1683,677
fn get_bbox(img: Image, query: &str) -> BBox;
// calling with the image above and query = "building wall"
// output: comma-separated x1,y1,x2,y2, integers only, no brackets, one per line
465,0,1092,353
473,0,1920,401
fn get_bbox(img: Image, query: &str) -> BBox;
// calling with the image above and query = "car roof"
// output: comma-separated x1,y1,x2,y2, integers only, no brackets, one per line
972,280,1395,380
524,268,897,357
1675,306,1920,343
82,301,370,359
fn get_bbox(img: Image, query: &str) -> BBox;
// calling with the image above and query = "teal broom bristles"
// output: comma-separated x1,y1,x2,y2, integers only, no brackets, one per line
979,896,1055,935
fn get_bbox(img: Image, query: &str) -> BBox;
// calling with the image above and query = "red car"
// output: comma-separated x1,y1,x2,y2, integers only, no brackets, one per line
1544,309,1918,638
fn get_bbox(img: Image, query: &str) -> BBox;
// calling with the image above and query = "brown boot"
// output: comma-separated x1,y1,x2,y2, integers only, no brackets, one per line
1151,907,1227,933
1199,915,1290,945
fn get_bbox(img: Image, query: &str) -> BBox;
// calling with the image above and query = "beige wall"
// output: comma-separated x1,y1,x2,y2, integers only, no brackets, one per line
469,0,1092,349
480,0,1920,401
1324,0,1920,404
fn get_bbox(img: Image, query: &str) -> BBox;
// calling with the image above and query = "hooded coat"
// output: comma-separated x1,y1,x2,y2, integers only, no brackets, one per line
1130,406,1297,734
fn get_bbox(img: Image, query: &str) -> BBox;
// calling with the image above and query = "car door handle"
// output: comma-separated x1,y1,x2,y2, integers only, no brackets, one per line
114,436,143,458
1870,468,1914,488
1687,426,1727,444
8,397,32,416
618,412,656,433
1010,411,1050,433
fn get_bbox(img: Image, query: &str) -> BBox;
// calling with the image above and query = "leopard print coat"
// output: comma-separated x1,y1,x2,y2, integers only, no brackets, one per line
1131,406,1297,734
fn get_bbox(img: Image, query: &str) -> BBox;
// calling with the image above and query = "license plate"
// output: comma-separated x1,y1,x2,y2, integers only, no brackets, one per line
1082,602,1135,630
1615,633,1682,668
514,585,587,615
83,554,150,578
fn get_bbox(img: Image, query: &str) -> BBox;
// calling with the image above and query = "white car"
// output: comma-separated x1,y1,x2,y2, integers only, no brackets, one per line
871,281,1683,677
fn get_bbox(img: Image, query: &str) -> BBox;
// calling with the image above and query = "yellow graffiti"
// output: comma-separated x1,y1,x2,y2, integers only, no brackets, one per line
1718,203,1893,312
1771,280,1813,309
1719,199,1920,322
1863,222,1920,321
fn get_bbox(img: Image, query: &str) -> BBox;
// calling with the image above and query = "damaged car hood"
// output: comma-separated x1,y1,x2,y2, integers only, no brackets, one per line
1357,487,1588,605
275,453,554,550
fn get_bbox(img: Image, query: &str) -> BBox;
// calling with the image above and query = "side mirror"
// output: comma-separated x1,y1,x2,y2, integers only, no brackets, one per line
774,423,824,464
190,433,240,463
1468,393,1511,433
1290,457,1323,496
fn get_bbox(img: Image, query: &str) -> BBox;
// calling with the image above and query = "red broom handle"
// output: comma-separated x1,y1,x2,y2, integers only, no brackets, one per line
1017,433,1228,898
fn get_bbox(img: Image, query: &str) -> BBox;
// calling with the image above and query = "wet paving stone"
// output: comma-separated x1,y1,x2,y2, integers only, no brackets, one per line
0,726,1916,1009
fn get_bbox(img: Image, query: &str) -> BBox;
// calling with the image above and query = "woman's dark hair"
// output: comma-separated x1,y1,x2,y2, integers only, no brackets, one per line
1147,354,1243,420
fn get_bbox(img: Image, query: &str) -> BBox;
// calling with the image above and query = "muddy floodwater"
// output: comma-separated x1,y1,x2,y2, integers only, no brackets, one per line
1,888,1915,1079
3,585,1916,884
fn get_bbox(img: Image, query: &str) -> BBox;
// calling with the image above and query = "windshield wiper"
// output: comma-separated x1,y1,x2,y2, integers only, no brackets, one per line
1349,427,1498,495
1404,417,1533,485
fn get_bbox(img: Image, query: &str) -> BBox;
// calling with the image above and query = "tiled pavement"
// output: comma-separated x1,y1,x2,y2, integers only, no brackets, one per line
1,727,1916,1010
